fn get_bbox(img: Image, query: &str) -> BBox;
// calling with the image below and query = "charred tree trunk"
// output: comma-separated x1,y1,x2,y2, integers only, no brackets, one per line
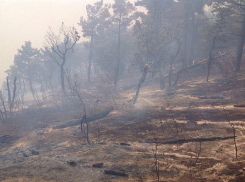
21,79,26,105
6,77,11,106
189,18,198,64
114,11,122,90
60,64,66,94
65,69,72,91
88,32,94,83
48,73,54,91
10,77,17,111
206,37,216,82
183,3,189,68
158,61,165,90
169,41,182,88
27,60,36,101
189,0,203,65
133,64,149,105
235,15,245,72
169,60,173,88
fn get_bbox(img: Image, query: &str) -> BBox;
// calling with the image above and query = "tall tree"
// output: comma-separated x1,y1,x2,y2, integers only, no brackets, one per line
44,23,80,94
177,0,208,67
212,0,245,72
79,0,110,83
6,41,40,100
135,0,180,90
112,0,135,89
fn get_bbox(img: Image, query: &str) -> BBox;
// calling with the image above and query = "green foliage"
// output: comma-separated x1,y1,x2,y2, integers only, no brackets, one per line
79,1,111,38
6,41,42,82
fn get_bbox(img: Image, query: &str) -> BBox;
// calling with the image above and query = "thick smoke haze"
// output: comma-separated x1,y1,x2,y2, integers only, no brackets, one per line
0,0,134,85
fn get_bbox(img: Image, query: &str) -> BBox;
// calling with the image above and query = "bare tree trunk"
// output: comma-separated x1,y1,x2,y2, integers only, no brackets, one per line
158,61,165,90
21,79,26,105
133,64,149,105
27,60,36,101
6,77,11,106
60,64,66,94
169,41,182,88
235,15,245,72
48,72,54,91
189,0,203,65
183,3,189,68
0,91,8,123
10,77,17,111
169,60,173,88
114,11,122,90
65,69,72,91
88,32,94,83
189,17,198,64
206,37,216,82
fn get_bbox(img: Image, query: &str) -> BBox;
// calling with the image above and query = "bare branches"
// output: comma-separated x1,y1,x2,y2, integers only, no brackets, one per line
222,105,238,159
10,76,17,112
0,90,8,124
228,0,245,10
44,23,80,93
187,141,202,182
73,84,91,145
44,23,80,62
152,135,160,182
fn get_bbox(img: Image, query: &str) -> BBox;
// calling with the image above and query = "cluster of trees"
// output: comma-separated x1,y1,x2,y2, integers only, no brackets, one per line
3,0,245,101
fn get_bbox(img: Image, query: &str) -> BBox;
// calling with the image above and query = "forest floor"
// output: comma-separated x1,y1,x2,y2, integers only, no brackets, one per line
1,71,245,182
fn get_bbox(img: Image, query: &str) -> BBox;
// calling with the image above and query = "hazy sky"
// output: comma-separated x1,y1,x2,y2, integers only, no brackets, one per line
0,0,135,85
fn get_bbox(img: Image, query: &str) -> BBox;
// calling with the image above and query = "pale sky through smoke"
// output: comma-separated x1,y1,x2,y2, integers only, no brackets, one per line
0,0,135,85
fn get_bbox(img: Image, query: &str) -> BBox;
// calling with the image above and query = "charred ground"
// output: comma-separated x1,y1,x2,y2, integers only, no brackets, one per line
0,71,245,182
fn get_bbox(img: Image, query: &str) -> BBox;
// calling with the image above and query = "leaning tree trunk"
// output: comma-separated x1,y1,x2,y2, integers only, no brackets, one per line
133,64,149,105
235,15,245,73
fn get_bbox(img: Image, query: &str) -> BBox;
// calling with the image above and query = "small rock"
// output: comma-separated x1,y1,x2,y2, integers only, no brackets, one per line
187,120,197,126
67,161,77,167
23,153,29,157
31,150,39,155
120,142,130,146
92,162,104,168
98,142,106,145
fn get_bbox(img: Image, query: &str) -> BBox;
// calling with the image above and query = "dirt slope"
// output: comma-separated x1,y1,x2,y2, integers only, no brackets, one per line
0,75,245,182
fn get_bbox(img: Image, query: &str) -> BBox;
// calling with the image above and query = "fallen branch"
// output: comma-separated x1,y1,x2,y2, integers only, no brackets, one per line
104,170,128,177
234,104,245,108
55,107,113,129
198,96,225,100
174,52,230,85
123,52,230,90
140,136,235,145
